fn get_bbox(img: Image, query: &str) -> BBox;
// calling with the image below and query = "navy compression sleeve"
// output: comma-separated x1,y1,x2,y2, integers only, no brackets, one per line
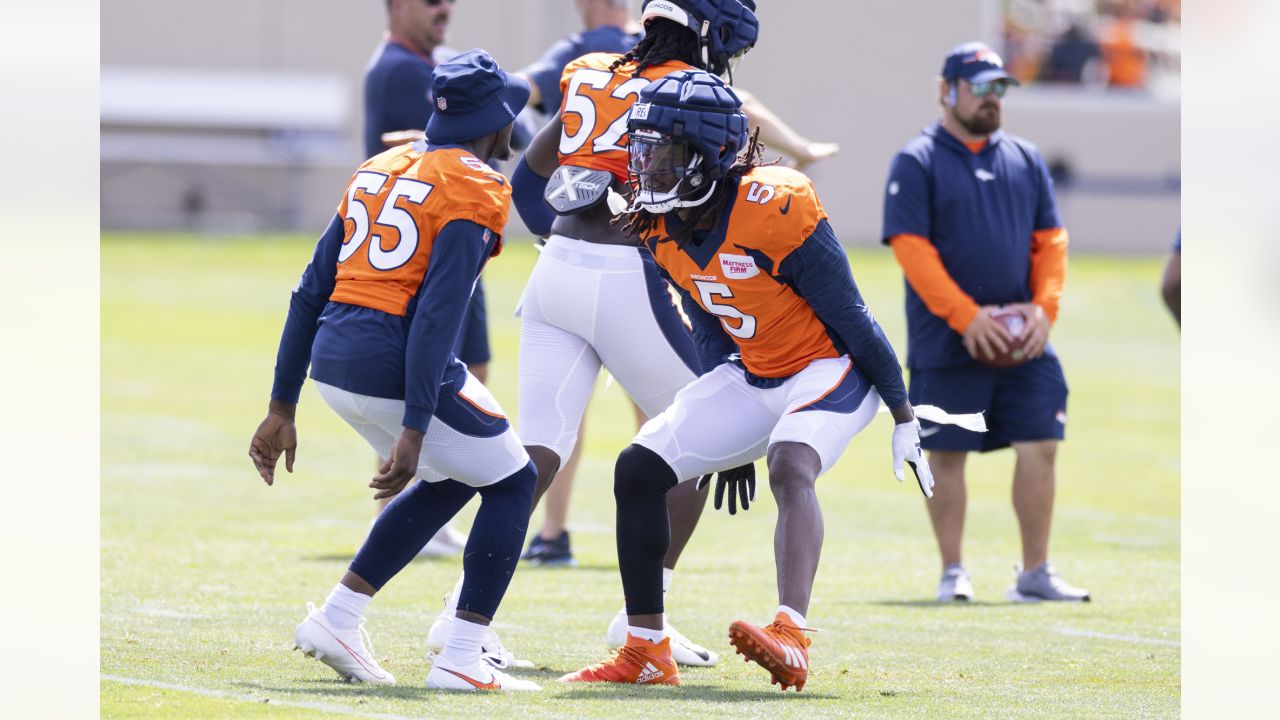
402,219,489,431
271,214,344,403
512,156,554,236
779,219,909,408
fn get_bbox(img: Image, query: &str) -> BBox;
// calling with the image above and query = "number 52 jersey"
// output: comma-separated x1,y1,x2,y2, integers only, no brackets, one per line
557,52,693,182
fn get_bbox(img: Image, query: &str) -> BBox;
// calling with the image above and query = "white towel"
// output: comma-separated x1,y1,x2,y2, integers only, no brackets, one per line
879,404,987,433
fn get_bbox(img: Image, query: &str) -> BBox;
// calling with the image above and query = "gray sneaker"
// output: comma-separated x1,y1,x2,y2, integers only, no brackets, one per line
937,563,973,602
1008,563,1090,602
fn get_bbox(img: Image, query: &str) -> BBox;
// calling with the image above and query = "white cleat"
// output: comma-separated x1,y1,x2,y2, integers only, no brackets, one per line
605,607,719,667
417,524,467,558
425,596,534,670
937,563,974,602
425,654,541,692
1007,562,1091,603
293,604,395,684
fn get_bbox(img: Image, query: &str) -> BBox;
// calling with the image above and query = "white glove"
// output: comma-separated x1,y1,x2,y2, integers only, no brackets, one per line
892,420,935,498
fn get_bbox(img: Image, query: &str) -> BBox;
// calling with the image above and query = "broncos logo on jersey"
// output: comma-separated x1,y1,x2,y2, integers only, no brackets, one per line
646,166,840,379
557,52,694,182
330,144,510,316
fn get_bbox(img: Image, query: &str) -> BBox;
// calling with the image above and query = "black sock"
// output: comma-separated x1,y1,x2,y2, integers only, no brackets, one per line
348,478,476,590
456,461,538,620
614,444,678,616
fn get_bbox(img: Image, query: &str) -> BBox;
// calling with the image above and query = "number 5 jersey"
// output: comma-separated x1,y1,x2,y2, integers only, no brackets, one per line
643,165,909,408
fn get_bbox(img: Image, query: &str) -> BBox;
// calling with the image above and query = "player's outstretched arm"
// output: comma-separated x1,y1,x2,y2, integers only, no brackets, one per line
735,87,839,170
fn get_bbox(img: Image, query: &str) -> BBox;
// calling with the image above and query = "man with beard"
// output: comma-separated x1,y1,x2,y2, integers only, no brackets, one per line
881,42,1088,604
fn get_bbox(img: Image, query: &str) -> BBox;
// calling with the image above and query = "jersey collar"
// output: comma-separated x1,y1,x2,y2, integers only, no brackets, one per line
659,177,740,270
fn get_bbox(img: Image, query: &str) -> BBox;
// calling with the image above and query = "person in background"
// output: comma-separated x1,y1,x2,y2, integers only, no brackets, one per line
1161,230,1180,326
882,42,1090,604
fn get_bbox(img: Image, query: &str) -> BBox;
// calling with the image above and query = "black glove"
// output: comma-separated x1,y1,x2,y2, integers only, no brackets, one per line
696,463,756,515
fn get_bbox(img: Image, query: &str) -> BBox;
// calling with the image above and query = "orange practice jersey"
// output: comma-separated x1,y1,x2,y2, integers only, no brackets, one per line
329,144,510,316
647,166,840,379
557,52,693,181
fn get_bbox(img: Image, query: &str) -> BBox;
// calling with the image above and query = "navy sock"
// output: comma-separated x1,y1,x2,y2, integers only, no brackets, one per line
614,444,678,616
348,478,476,590
456,461,537,620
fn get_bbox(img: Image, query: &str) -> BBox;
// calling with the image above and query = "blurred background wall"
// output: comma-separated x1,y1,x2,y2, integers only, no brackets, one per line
101,0,1179,251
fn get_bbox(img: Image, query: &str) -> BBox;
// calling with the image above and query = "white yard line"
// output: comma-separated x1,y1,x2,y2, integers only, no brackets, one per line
101,675,425,720
1054,627,1180,647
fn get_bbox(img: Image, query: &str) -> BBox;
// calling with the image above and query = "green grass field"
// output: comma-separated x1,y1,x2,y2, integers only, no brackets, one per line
102,234,1179,719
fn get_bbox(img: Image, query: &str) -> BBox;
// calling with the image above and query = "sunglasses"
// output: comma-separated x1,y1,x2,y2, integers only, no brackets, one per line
967,80,1009,98
423,0,454,6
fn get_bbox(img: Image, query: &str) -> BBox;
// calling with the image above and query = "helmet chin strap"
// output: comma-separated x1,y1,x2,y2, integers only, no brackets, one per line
631,176,717,214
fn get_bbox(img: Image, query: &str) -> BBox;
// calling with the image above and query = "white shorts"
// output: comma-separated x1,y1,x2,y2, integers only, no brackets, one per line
516,235,700,463
315,373,529,489
632,357,882,480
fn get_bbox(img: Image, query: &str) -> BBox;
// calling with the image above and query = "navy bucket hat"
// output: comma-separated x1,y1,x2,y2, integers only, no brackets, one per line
425,48,531,145
940,41,1021,86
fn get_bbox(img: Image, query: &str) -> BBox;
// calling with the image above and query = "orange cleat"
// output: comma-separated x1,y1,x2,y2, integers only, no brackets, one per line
559,634,680,686
728,612,813,691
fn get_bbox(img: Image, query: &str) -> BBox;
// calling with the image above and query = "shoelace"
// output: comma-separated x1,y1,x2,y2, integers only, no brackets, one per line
480,630,513,668
586,643,653,674
767,620,815,648
357,619,377,659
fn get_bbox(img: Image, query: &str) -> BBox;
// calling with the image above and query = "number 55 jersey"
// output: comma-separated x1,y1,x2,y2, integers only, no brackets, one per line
271,142,511,432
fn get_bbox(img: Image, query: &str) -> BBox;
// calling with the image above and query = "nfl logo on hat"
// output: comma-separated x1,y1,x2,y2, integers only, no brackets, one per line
437,96,447,111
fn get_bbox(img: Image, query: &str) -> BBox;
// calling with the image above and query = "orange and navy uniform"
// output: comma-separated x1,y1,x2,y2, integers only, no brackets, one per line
271,142,511,431
882,123,1067,371
558,52,694,182
331,144,509,315
645,165,908,408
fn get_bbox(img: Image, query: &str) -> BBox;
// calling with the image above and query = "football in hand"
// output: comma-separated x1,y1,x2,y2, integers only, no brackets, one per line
978,308,1030,369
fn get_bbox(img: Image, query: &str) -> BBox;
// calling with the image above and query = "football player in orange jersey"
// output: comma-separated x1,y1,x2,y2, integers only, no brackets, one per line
560,70,964,691
507,0,759,668
248,50,542,692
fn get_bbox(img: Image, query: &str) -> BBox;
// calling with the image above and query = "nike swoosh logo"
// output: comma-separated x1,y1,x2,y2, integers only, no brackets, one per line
919,426,942,438
779,196,792,215
442,667,500,690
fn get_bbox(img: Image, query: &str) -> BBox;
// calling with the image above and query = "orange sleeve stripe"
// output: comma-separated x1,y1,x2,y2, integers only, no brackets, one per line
1030,227,1069,323
889,234,979,334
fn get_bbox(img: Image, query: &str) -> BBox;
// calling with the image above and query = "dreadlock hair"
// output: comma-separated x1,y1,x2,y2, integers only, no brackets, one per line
609,18,703,76
618,127,775,249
